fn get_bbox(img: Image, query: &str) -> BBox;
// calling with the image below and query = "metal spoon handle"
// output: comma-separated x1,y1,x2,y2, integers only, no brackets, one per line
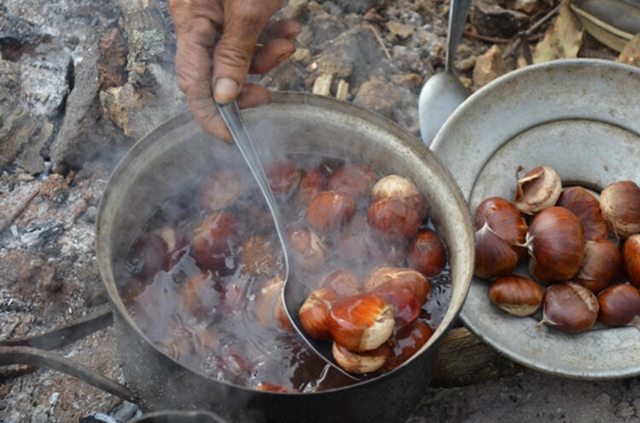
215,101,293,280
445,0,473,73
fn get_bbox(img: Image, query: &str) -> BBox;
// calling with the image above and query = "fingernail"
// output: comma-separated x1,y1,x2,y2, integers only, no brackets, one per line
213,78,240,104
277,50,295,64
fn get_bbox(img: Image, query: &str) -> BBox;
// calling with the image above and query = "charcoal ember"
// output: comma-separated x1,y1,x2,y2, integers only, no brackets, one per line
470,0,530,39
20,220,64,248
317,0,386,14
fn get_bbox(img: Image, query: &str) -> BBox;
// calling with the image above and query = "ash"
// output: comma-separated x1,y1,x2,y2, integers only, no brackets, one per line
2,0,640,422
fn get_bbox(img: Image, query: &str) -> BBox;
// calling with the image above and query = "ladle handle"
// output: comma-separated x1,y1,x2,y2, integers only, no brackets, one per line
445,0,473,73
215,101,293,281
0,305,137,403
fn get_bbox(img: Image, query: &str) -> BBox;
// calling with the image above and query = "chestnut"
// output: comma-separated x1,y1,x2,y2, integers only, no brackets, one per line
265,158,303,198
253,277,294,332
575,238,623,293
239,235,278,276
363,266,432,305
374,287,421,329
297,164,330,207
475,197,528,260
198,168,248,212
488,275,543,317
514,165,562,215
526,206,585,284
328,292,395,352
367,197,422,244
320,269,362,297
298,287,339,340
473,197,527,279
597,284,640,328
382,321,434,372
128,231,170,279
623,234,640,288
556,186,608,240
254,382,298,393
306,190,356,235
180,270,222,319
370,174,428,218
191,212,241,273
286,224,327,272
474,224,520,280
599,180,640,238
539,282,599,334
327,162,378,202
407,229,447,277
332,342,391,374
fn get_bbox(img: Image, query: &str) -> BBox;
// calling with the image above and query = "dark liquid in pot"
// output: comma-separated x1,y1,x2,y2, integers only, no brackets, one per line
118,153,451,392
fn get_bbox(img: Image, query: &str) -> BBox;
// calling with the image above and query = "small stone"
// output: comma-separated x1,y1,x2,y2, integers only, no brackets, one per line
353,77,403,119
473,44,508,89
617,34,640,68
614,402,636,421
390,73,423,88
514,0,539,14
386,21,414,39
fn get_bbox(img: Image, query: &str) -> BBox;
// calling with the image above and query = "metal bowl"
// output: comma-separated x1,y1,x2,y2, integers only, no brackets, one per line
431,59,640,379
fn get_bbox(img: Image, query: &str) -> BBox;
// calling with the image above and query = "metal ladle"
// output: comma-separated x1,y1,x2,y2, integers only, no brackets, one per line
215,101,360,381
418,0,472,147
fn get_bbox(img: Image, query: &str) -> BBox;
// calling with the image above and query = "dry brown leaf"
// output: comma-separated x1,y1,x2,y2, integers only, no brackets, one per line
533,2,583,63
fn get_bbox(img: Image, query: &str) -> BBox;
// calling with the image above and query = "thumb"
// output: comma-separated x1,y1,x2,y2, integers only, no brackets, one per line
212,9,267,104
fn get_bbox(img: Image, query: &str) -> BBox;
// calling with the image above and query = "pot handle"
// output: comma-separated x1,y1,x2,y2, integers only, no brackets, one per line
0,304,138,403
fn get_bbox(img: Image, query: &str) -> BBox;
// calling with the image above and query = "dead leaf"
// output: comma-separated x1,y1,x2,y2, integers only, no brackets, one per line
533,2,583,63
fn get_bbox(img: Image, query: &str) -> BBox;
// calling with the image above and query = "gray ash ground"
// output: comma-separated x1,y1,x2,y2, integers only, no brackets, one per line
2,0,640,422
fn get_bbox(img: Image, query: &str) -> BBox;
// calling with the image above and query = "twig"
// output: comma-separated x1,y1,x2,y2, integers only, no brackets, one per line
502,0,568,59
364,24,392,60
421,6,511,44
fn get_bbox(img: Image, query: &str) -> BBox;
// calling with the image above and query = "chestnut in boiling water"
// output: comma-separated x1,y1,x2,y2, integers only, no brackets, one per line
623,234,640,288
327,162,378,202
363,266,432,305
374,287,422,329
297,164,330,207
382,321,434,372
320,269,362,298
265,158,303,197
514,165,562,215
370,174,428,218
556,186,608,241
597,284,640,328
328,292,395,352
239,235,278,276
599,180,640,238
306,190,356,235
253,277,295,332
198,168,248,212
488,275,543,317
407,229,447,277
575,238,623,293
286,224,327,272
539,282,599,334
299,287,339,341
367,197,422,244
332,342,391,374
525,206,585,284
191,212,241,273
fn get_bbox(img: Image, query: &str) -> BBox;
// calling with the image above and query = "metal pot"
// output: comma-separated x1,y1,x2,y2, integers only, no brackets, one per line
3,92,474,423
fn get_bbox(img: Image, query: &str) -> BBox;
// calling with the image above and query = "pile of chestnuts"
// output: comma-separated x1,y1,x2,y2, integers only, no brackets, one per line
121,155,450,390
475,165,640,334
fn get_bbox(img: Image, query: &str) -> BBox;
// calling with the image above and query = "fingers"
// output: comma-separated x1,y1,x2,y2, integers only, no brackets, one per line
250,38,296,74
170,0,224,138
212,1,285,104
201,84,274,143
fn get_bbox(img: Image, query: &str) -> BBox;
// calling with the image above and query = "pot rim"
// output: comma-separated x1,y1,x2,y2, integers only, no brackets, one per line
96,91,474,393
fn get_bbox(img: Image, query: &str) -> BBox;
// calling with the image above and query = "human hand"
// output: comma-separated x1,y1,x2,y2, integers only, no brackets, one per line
169,0,300,140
